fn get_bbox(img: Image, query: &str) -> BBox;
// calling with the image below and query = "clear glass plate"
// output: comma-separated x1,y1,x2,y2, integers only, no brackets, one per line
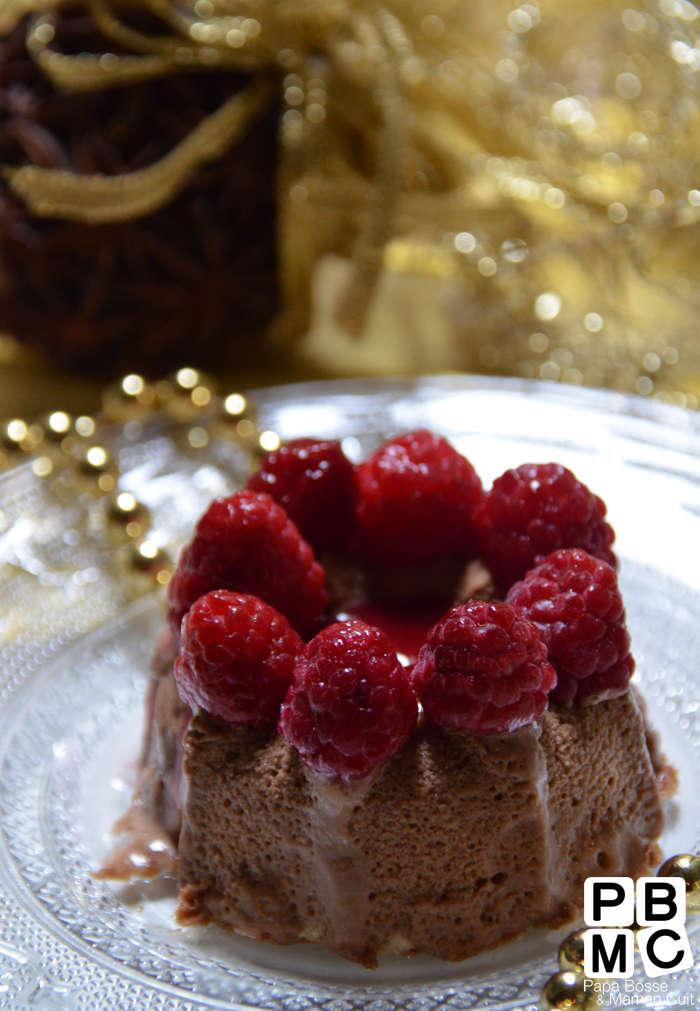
0,376,699,1010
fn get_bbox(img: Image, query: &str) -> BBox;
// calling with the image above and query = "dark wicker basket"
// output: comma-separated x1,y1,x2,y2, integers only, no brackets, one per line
0,7,280,375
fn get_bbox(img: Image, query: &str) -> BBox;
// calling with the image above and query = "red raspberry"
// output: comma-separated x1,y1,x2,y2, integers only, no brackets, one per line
506,548,634,705
247,438,357,552
279,619,418,781
355,429,484,566
167,549,214,633
167,491,327,637
411,601,556,734
479,463,616,590
175,590,303,725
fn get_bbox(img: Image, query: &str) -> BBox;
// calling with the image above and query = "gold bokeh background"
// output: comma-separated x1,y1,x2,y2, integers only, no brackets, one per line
2,0,700,413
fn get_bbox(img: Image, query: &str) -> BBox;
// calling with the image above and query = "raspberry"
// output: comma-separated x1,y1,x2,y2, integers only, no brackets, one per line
167,491,327,637
167,549,215,633
355,430,484,566
175,591,303,725
247,438,357,552
479,463,616,590
411,601,556,734
506,548,634,705
279,619,418,781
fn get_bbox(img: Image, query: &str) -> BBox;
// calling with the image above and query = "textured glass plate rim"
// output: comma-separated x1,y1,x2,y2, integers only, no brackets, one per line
0,374,698,1011
249,374,700,443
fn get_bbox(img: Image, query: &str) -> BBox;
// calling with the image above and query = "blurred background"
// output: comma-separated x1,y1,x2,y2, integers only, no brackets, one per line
1,0,700,417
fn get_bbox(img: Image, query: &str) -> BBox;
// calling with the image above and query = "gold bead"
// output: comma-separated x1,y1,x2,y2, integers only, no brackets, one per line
559,928,587,972
104,491,150,543
102,374,155,422
39,410,73,446
211,392,258,444
123,537,173,595
540,970,587,1011
75,415,97,439
252,428,281,460
2,418,29,452
71,443,117,495
157,367,216,423
1,418,31,456
659,854,700,913
182,424,211,451
1,417,43,469
31,455,56,479
33,410,74,461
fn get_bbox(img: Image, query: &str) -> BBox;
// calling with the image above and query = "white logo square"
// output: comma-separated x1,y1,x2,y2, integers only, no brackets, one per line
637,925,694,978
584,876,635,926
583,928,635,978
635,877,686,927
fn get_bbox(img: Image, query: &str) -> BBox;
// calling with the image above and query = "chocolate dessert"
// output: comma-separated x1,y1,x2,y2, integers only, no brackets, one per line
105,430,672,967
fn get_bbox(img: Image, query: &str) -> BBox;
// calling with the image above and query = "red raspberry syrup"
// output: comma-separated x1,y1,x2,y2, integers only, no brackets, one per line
339,600,449,666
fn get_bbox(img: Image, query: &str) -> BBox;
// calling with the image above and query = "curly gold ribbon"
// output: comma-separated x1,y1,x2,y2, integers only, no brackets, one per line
0,0,60,34
26,12,173,91
332,9,404,331
4,76,275,221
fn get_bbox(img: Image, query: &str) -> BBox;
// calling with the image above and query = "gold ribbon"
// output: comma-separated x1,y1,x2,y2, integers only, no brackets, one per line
5,76,274,221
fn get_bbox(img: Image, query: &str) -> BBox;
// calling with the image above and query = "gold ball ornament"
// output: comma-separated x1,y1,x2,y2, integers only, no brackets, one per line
102,374,156,422
559,929,587,972
157,367,216,423
104,491,151,543
181,424,211,451
210,392,258,445
251,428,282,461
74,415,97,440
33,410,75,462
539,970,588,1011
0,418,41,468
659,854,700,913
38,410,73,446
31,455,56,479
122,537,173,597
70,443,118,495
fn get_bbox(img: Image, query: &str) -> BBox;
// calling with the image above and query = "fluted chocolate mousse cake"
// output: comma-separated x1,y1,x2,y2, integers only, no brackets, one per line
106,430,672,967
